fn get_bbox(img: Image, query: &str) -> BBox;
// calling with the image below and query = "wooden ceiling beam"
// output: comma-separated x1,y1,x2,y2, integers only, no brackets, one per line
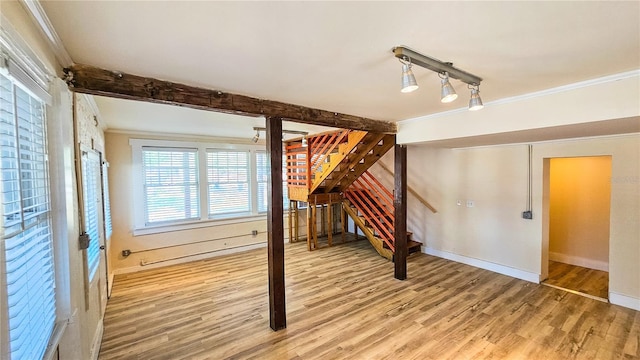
63,64,397,134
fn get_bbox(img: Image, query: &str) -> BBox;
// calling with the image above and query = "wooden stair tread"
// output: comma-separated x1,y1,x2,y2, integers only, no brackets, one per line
382,239,421,250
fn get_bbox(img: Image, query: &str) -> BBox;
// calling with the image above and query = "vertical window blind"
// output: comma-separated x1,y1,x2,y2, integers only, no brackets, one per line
1,73,55,360
142,147,199,224
256,152,289,213
102,162,112,239
207,150,250,216
82,152,100,280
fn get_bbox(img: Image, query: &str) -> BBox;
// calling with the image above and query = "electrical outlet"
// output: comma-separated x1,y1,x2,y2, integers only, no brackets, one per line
251,230,258,236
522,211,533,220
466,200,474,208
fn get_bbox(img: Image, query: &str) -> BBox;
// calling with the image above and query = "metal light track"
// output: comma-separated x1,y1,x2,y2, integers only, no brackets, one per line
393,46,482,86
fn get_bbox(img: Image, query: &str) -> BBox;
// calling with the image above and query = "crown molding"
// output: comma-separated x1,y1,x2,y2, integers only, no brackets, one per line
19,0,73,67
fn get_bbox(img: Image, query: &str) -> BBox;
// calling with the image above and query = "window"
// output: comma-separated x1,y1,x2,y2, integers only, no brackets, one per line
131,139,292,232
207,150,250,216
256,151,289,212
102,162,113,239
82,151,101,281
1,73,55,360
142,147,199,225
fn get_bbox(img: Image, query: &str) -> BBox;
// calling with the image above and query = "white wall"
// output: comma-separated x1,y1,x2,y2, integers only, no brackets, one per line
399,134,639,310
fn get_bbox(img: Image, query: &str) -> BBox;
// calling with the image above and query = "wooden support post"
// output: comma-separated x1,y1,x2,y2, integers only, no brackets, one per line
266,116,286,330
341,203,346,243
327,201,333,247
312,204,318,249
293,201,299,242
394,141,408,280
323,204,327,244
288,201,293,244
307,203,312,251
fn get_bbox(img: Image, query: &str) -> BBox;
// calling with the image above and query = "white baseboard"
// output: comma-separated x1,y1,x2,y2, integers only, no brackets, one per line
113,242,268,275
423,247,541,283
549,251,608,272
609,291,640,311
107,272,114,297
90,318,103,360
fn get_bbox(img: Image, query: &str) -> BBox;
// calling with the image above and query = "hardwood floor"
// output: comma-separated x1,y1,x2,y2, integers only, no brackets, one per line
544,261,609,300
99,240,640,360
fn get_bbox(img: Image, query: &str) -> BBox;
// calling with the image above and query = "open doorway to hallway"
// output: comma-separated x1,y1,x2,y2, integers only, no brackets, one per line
542,156,611,301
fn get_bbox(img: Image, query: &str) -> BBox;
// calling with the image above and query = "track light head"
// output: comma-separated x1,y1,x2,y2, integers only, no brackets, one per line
301,136,308,148
400,60,419,93
468,86,484,111
440,72,458,103
252,131,260,143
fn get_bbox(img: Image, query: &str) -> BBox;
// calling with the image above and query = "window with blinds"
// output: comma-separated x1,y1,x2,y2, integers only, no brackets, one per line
102,162,112,239
207,150,250,217
132,140,295,230
256,152,289,213
142,147,199,224
82,152,101,280
1,73,55,360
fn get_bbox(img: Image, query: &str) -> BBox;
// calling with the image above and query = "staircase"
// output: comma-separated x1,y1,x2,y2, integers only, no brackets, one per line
343,170,422,260
285,129,420,260
285,130,395,201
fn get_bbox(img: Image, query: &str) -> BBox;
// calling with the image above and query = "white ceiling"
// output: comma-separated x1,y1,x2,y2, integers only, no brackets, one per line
40,1,640,139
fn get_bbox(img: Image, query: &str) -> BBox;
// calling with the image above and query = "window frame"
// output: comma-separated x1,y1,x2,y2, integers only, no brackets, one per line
131,139,289,235
0,71,55,360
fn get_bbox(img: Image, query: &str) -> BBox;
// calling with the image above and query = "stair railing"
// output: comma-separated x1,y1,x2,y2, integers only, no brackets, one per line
309,130,350,174
285,142,310,190
344,170,395,251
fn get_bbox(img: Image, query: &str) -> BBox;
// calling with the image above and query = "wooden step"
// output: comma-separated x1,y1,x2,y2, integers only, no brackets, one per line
383,239,421,253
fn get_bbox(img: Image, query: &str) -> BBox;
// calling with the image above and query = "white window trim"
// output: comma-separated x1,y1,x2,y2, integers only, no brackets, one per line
130,138,270,235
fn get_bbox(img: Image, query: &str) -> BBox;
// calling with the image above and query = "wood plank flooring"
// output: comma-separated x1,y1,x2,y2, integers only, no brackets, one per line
99,240,640,360
544,261,609,300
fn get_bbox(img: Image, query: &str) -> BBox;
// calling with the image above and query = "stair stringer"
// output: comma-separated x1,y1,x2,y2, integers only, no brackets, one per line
309,130,367,193
342,201,393,261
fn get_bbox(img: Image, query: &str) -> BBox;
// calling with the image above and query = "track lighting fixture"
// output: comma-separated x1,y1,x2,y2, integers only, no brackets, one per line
468,85,484,111
400,58,418,93
439,72,457,103
252,127,309,143
393,46,484,111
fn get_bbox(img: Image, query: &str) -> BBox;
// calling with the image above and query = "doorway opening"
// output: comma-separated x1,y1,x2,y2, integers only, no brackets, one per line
542,156,611,301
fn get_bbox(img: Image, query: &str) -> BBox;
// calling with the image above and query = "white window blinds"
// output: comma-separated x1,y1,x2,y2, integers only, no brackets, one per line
102,162,112,239
1,73,55,360
256,152,289,213
142,147,199,224
207,150,250,216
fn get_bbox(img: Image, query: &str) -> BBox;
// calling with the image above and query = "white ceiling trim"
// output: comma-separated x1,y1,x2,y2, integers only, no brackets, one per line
449,132,640,151
401,69,640,124
19,0,73,67
104,128,267,145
